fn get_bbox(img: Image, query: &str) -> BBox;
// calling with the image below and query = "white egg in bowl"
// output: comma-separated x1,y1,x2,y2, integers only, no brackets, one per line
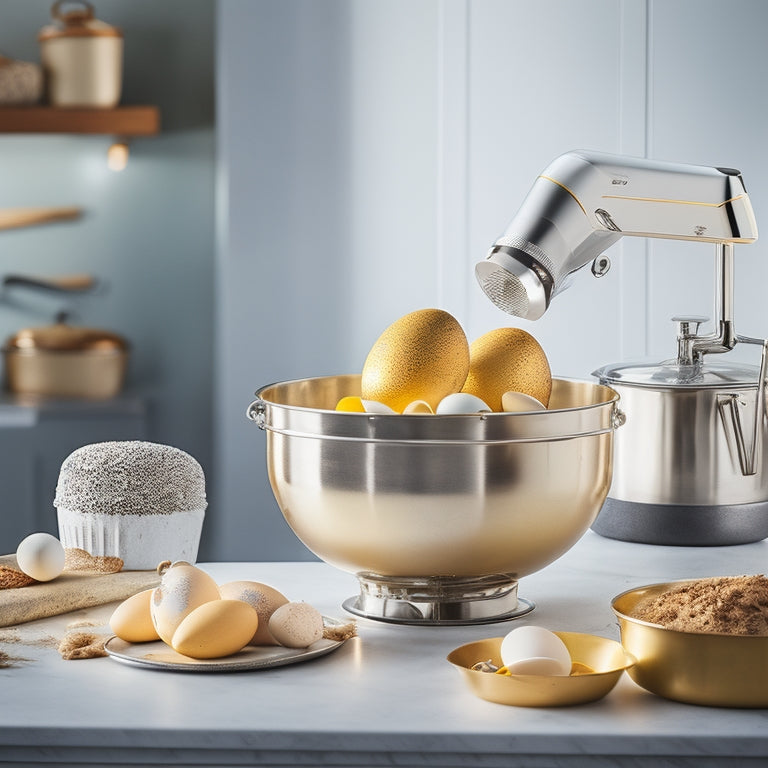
436,392,491,414
501,390,546,412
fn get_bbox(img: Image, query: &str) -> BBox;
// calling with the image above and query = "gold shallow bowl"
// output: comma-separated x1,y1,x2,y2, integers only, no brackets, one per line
447,632,634,707
612,582,768,708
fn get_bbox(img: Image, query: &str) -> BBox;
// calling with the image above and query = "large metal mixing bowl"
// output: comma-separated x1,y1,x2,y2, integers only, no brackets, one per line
248,375,622,624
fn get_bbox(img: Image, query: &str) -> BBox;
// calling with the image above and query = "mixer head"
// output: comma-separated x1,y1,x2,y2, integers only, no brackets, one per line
476,150,758,319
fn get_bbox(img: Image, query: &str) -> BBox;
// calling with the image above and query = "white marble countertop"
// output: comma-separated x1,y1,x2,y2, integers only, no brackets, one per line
1,531,767,767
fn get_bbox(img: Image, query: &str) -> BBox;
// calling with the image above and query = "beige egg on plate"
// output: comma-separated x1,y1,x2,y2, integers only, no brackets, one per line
361,308,470,413
110,588,160,643
218,580,289,645
268,601,324,648
172,599,259,659
150,561,220,645
461,327,552,411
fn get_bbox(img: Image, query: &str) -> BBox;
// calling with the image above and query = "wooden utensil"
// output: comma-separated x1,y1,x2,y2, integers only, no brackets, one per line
0,206,82,231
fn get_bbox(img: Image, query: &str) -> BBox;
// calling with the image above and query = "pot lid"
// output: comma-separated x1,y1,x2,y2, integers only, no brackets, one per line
38,1,122,41
593,357,760,389
4,319,128,353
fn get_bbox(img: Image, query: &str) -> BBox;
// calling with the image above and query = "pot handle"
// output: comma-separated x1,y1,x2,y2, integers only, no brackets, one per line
718,336,768,476
246,399,266,429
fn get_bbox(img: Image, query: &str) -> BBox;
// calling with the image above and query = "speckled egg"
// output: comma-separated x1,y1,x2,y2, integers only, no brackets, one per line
268,601,324,648
361,309,470,412
461,328,552,411
150,561,220,645
218,580,289,645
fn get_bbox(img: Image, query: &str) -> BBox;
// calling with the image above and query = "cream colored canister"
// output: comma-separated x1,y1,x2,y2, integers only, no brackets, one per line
38,0,123,108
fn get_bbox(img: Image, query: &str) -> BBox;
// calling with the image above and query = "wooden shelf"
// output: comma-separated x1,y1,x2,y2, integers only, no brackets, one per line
0,106,160,136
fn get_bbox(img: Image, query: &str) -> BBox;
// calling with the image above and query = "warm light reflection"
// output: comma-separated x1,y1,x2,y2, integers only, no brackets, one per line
107,142,129,171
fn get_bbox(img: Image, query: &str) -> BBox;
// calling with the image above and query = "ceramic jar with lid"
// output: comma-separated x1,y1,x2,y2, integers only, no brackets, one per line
38,0,123,108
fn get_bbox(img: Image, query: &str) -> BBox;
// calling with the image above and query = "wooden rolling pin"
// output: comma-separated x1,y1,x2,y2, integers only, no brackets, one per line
0,554,159,628
0,206,82,231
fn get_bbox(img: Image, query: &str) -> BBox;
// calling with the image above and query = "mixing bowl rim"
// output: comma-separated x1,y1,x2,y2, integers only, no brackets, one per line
612,580,768,640
253,374,620,417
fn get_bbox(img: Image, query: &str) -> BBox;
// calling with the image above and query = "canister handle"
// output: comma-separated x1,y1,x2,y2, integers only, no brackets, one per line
51,1,95,23
718,335,768,476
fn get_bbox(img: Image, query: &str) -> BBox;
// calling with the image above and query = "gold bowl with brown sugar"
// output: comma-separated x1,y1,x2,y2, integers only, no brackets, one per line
612,581,768,708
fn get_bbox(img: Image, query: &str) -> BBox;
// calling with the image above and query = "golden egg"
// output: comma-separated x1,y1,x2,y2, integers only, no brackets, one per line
361,308,469,412
218,580,289,646
171,599,259,659
461,327,552,411
110,589,159,643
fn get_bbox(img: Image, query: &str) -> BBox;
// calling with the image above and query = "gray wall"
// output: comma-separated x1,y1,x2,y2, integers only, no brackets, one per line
0,0,215,556
214,0,768,561
4,1,767,562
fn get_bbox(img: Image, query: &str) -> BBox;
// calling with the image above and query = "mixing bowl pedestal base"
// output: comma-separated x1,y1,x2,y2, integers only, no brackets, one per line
341,573,535,626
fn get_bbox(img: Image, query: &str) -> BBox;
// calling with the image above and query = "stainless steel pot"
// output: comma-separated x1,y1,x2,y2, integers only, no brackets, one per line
593,325,768,545
249,374,623,624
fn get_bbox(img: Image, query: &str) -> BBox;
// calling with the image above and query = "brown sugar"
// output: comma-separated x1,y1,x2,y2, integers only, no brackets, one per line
633,575,768,636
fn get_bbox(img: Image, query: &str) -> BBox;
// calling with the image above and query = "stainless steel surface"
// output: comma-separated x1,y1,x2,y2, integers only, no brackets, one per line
249,375,621,623
595,371,768,507
341,573,535,625
592,245,768,543
475,150,757,319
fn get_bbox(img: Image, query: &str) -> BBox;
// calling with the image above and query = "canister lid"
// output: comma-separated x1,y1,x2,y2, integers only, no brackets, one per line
4,320,128,353
38,1,122,41
593,358,760,389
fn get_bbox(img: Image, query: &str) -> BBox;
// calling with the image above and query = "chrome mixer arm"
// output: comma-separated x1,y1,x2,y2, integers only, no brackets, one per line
477,150,758,320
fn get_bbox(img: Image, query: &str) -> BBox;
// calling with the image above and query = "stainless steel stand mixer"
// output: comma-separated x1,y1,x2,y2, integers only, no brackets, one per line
476,150,768,545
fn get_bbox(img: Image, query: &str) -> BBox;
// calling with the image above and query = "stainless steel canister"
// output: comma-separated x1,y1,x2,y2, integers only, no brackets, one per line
592,355,768,545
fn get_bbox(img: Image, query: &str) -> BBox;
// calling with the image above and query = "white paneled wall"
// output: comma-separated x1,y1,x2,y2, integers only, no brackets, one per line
214,0,768,560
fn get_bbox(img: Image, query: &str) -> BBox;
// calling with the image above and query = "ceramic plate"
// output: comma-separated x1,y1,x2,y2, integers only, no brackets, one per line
104,617,351,672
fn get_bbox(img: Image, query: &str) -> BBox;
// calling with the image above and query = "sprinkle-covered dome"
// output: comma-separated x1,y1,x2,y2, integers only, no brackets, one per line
54,441,207,516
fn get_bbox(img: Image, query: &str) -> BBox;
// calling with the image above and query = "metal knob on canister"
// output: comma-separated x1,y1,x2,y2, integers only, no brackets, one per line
38,0,123,108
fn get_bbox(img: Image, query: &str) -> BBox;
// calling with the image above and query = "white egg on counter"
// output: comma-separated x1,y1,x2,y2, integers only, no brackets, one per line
501,390,546,412
500,625,572,676
268,601,324,648
16,532,65,582
362,400,397,414
436,392,491,414
150,561,220,645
